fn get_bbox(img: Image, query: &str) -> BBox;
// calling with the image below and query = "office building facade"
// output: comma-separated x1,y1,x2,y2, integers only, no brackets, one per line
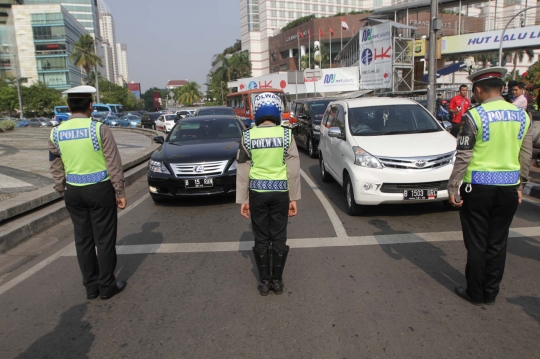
116,42,128,84
97,0,117,82
10,4,87,89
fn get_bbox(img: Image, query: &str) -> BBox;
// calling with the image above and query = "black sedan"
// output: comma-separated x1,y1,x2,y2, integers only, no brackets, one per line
141,112,162,129
147,115,244,202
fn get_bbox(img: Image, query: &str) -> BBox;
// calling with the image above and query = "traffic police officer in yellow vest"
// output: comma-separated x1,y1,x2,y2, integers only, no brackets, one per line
448,67,533,306
237,92,301,296
49,85,127,300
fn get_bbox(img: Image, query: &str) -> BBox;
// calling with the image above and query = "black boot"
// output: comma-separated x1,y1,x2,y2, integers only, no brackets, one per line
271,246,289,295
252,247,271,296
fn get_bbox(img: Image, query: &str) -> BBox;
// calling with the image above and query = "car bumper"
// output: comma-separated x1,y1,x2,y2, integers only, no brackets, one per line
147,171,237,197
350,165,453,205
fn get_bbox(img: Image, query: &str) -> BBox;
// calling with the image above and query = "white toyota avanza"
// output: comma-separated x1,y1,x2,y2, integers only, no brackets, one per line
318,97,457,215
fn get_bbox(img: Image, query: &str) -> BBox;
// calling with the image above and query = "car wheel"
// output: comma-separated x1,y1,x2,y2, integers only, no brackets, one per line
344,175,363,216
319,156,332,182
307,136,317,158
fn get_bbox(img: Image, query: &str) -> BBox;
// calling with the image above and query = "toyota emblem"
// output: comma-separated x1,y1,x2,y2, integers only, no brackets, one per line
194,165,204,172
415,160,427,168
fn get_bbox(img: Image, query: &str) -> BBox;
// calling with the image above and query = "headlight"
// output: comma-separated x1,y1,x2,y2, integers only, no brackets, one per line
352,146,383,169
149,160,170,174
130,121,137,126
228,159,237,171
111,121,117,125
313,124,321,131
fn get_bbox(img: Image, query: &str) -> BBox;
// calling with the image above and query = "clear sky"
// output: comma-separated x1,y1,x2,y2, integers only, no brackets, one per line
107,0,241,93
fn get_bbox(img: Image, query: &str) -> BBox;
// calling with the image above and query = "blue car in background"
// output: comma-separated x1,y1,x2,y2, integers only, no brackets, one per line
103,115,120,127
16,118,29,127
54,106,71,123
119,114,142,128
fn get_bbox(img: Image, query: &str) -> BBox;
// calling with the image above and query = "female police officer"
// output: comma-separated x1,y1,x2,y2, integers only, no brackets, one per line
236,93,301,296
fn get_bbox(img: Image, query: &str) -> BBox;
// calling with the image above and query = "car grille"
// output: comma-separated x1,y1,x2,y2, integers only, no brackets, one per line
380,181,449,193
377,151,455,170
169,160,229,176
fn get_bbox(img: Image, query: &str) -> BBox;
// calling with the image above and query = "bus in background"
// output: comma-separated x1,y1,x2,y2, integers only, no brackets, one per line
54,106,71,123
107,104,124,115
226,88,290,128
92,103,113,116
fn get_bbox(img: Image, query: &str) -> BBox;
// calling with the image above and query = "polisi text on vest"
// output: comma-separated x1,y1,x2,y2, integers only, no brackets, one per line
59,128,89,141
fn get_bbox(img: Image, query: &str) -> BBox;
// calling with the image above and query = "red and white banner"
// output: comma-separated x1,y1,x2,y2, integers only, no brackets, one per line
341,17,349,31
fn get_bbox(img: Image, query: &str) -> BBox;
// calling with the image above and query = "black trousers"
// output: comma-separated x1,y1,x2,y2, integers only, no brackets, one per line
459,184,519,303
249,190,289,253
64,180,118,297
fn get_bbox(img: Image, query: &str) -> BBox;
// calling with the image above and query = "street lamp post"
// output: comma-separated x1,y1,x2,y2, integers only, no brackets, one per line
498,5,540,68
427,0,441,115
13,55,24,119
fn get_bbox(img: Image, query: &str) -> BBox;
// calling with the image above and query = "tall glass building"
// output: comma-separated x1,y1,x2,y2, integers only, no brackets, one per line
10,4,87,89
0,0,23,79
23,0,100,37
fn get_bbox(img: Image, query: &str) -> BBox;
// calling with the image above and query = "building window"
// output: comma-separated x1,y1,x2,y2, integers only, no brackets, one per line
503,0,521,5
269,1,276,8
336,6,342,12
288,2,294,8
279,1,285,8
288,11,294,18
313,5,318,10
279,11,285,17
271,10,277,16
31,13,63,25
296,3,301,9
271,66,278,73
304,4,310,10
374,0,382,7
321,5,326,11
37,57,67,71
38,72,69,86
32,26,66,40
270,19,277,26
328,5,334,12
297,12,302,18
280,63,288,71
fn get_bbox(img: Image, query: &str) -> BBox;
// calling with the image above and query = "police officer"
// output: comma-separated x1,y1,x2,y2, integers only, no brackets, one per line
236,93,301,296
448,68,533,306
49,86,127,300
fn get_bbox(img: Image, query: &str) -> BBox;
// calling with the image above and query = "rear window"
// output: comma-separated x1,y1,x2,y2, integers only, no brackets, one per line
308,101,332,122
348,105,442,136
197,108,236,116
94,106,109,112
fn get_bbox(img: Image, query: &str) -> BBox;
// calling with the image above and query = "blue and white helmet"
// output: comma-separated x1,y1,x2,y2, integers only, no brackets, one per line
253,92,283,125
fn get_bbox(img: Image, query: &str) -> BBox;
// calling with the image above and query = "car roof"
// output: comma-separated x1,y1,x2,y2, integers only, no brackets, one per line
198,106,231,110
182,115,239,121
293,98,338,104
333,97,419,107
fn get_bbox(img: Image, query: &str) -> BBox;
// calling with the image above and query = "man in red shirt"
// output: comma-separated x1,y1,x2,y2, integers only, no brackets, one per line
448,84,471,137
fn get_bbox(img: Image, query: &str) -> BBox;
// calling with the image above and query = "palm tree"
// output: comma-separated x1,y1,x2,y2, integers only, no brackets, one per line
177,81,202,106
509,49,535,80
228,52,252,80
69,34,102,83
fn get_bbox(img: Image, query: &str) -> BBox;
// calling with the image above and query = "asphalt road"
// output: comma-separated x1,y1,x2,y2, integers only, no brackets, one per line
1,150,540,359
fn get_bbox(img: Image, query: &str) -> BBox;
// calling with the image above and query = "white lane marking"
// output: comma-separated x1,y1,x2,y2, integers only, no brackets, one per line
57,227,540,255
300,169,348,238
523,198,540,207
0,193,151,296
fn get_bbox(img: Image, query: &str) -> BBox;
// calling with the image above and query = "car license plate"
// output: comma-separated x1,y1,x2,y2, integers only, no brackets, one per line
403,189,437,200
185,178,213,189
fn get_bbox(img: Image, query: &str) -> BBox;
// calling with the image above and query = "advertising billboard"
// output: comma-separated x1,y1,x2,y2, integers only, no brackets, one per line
235,68,358,95
127,83,141,99
359,22,393,89
441,25,540,55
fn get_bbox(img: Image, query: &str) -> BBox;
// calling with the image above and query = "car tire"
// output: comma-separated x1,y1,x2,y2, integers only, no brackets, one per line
307,136,317,158
344,175,363,216
319,155,332,183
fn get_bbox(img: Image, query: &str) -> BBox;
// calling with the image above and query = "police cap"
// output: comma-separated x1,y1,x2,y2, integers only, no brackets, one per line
466,67,508,84
62,85,96,99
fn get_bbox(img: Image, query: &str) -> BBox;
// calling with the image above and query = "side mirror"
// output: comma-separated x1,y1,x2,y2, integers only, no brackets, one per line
328,127,343,138
442,121,453,132
298,114,308,120
153,136,164,144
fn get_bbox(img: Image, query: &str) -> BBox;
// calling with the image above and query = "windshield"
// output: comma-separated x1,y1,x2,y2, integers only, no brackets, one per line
164,115,177,121
55,107,69,113
197,108,236,116
348,105,442,136
308,101,332,123
168,118,242,142
125,116,140,120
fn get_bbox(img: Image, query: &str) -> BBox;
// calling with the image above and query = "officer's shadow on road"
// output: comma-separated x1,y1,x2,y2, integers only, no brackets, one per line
239,226,259,281
115,221,164,282
14,304,94,359
507,296,540,325
507,235,540,263
370,219,465,294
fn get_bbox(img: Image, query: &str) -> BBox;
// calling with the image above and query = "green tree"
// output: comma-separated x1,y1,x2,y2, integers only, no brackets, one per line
21,82,64,116
228,52,252,80
69,34,103,83
0,79,19,115
141,87,165,111
314,43,330,69
174,81,202,106
508,49,535,80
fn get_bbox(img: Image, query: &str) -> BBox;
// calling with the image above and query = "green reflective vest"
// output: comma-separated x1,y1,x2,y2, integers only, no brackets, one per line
243,126,291,192
463,100,530,185
50,118,110,186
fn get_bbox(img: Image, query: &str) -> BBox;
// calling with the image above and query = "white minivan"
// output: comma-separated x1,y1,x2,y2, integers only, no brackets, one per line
318,97,457,215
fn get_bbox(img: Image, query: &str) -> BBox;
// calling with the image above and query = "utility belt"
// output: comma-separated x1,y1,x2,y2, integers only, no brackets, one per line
66,179,112,191
460,183,519,194
249,179,288,191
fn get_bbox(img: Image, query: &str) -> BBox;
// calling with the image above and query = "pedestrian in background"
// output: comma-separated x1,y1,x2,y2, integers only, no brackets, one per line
448,84,471,137
236,92,301,296
511,81,528,110
448,68,533,306
48,85,127,300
